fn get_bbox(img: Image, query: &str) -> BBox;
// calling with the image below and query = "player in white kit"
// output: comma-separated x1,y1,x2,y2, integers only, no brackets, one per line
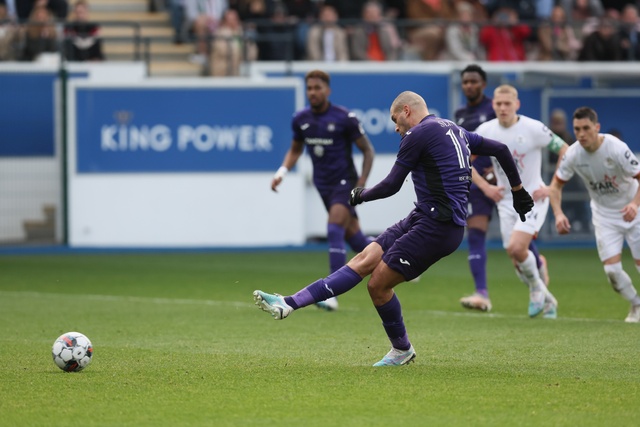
549,106,640,323
474,85,569,318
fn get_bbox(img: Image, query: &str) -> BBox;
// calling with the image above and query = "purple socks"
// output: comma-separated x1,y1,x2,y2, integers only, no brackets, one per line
328,223,347,273
347,230,373,253
285,266,363,309
468,228,488,297
375,293,411,351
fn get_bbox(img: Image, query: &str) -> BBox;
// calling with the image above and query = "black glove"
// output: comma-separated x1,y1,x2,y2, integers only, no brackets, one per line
512,187,534,222
350,187,365,206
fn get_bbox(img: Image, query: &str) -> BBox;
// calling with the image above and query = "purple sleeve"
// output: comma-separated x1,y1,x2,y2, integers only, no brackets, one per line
361,162,410,202
473,136,522,188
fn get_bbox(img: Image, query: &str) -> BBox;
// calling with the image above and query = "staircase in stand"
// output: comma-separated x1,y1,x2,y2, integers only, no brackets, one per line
89,0,202,77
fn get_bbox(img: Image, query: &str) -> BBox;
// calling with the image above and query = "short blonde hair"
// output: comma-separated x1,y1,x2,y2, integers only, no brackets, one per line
494,84,518,98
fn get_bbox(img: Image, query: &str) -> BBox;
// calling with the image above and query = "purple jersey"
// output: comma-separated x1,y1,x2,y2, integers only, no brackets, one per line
396,115,484,226
291,103,365,190
454,96,495,132
360,116,519,227
455,96,495,187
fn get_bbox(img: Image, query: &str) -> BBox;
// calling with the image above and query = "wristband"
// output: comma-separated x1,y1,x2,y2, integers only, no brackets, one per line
274,166,288,180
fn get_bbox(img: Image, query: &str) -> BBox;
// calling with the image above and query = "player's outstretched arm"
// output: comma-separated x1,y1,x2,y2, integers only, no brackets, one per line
474,136,533,221
354,135,375,188
350,162,410,205
620,177,640,222
549,176,570,234
271,140,304,192
471,166,504,203
511,186,534,222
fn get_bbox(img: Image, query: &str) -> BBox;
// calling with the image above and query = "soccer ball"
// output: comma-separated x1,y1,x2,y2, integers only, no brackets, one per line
52,332,93,372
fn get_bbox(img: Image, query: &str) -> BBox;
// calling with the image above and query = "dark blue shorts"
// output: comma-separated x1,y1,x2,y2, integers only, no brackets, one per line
375,209,465,281
317,183,357,217
467,184,495,219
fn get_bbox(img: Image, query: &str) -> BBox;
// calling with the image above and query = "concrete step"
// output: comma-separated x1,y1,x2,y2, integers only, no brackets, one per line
90,0,148,13
101,25,174,38
92,11,170,24
149,61,204,77
104,41,193,56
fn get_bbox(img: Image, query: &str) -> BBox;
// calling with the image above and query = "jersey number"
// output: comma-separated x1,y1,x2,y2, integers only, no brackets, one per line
447,129,470,169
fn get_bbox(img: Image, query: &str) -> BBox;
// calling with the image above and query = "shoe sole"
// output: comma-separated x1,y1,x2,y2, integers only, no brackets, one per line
373,352,416,367
460,301,491,312
253,291,286,320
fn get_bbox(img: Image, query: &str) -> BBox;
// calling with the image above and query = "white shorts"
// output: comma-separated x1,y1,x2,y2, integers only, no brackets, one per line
497,197,549,249
592,205,640,261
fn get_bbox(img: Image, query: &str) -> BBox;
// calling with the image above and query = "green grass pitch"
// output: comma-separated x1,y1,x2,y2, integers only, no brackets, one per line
1,248,639,426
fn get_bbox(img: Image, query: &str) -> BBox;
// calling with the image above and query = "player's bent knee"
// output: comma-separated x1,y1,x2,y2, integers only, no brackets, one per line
604,262,631,292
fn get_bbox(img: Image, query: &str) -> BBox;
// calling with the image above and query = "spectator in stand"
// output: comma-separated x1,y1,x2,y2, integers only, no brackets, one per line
209,7,256,75
306,4,349,61
11,0,69,21
486,0,537,21
184,0,229,65
578,15,623,60
404,0,455,61
255,1,297,60
559,0,605,39
559,0,605,23
617,3,640,60
479,6,531,61
0,0,16,20
444,1,484,61
21,4,58,61
63,0,104,61
350,1,403,61
229,0,275,55
537,4,582,60
0,2,20,60
282,0,318,60
166,0,187,44
322,0,368,20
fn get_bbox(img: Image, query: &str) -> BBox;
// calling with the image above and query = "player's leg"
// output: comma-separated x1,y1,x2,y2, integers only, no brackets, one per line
367,262,415,366
507,230,556,318
252,242,383,320
527,240,549,286
461,214,492,311
345,217,374,253
499,200,556,318
315,203,354,310
370,215,464,366
598,219,640,322
327,203,351,273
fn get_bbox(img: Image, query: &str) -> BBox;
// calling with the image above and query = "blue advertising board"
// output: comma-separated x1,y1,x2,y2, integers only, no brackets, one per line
0,70,87,157
265,71,450,154
73,84,299,173
0,72,58,157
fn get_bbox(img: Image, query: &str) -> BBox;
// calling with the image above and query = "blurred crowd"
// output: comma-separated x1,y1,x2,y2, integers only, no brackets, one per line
172,0,640,64
1,0,639,72
0,0,103,61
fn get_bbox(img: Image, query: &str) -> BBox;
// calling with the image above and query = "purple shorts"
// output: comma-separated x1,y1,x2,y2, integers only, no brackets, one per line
467,184,495,219
317,184,357,217
375,209,465,281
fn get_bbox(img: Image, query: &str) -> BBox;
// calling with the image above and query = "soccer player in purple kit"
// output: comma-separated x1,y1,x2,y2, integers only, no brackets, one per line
455,64,548,312
254,91,534,366
271,69,375,311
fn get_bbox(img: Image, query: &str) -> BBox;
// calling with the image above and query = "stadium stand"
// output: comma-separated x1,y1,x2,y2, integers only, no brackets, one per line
91,0,201,76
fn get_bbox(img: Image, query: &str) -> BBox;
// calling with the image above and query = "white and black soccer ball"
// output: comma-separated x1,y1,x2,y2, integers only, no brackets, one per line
52,332,93,372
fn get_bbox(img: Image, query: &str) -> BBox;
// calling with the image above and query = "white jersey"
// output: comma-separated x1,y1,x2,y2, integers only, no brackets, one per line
556,134,640,215
475,115,556,206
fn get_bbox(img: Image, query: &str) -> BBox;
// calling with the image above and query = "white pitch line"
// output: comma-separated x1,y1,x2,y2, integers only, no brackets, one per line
0,290,629,324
